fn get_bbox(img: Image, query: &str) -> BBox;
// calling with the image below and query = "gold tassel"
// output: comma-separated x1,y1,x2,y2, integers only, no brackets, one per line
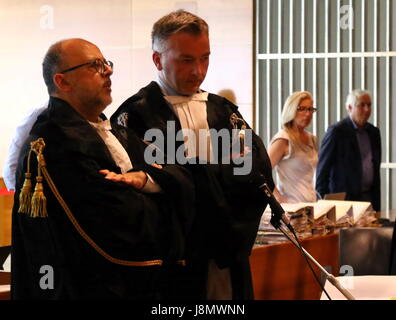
19,138,48,218
177,260,186,266
31,175,47,218
18,172,33,214
30,141,48,218
18,150,33,214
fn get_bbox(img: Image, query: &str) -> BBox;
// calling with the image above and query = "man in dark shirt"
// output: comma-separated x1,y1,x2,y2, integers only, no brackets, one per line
316,89,381,211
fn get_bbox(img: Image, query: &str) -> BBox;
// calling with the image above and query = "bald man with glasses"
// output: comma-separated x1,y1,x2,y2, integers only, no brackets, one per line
11,38,194,299
3,56,113,191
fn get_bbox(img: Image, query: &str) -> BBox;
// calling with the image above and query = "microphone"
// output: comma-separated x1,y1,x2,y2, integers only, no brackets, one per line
255,178,293,230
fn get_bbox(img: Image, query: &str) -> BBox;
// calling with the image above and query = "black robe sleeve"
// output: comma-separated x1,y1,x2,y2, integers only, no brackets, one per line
111,85,275,266
11,98,194,299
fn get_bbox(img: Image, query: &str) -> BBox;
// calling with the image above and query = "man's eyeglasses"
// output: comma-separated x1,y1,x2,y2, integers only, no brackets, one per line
60,59,113,75
297,106,317,113
356,103,372,108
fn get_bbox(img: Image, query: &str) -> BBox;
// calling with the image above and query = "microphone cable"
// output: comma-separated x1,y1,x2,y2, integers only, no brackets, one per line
261,180,333,300
278,220,332,300
256,179,335,299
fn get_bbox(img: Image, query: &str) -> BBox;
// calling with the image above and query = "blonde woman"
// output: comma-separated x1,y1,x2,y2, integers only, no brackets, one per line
268,91,318,203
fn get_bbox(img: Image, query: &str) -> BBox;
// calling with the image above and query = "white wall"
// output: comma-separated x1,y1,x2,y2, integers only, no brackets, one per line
0,0,253,176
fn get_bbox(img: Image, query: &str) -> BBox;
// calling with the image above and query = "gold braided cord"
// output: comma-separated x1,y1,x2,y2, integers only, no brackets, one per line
18,149,34,214
32,138,163,267
177,260,186,266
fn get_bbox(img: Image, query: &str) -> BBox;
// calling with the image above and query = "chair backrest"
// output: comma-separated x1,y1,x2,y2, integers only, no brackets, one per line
324,192,346,200
390,224,396,275
339,227,394,276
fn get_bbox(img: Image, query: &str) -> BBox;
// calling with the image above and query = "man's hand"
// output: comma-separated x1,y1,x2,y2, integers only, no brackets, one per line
230,146,252,160
99,169,148,190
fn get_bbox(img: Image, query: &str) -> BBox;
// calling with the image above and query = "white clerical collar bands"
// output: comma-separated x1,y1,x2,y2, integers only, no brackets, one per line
164,92,209,105
88,118,112,131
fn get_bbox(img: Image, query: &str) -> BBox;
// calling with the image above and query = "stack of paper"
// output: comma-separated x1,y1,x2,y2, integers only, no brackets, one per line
280,203,313,239
255,210,287,246
254,230,288,246
257,199,378,247
255,211,287,246
317,200,377,227
300,202,336,235
345,201,376,226
317,200,354,227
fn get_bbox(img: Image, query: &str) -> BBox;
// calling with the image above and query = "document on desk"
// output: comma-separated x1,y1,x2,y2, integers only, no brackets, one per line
299,202,336,235
317,200,374,226
299,202,336,221
317,200,354,227
321,276,396,300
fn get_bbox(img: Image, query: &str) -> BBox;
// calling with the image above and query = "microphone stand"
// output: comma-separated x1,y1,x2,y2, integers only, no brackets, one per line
275,223,355,300
261,183,356,300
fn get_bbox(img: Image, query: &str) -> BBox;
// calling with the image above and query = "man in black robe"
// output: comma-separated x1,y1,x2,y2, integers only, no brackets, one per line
111,10,274,300
11,38,194,299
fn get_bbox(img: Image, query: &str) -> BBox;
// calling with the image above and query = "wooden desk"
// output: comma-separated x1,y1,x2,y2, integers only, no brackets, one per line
0,271,10,300
0,188,13,247
0,178,5,189
250,233,339,300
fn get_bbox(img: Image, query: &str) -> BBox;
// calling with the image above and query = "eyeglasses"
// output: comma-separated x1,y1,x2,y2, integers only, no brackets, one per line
356,103,372,108
60,59,113,75
297,106,317,113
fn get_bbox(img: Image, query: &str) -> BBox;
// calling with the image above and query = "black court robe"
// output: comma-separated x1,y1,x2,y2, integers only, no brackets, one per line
11,96,194,300
111,82,275,299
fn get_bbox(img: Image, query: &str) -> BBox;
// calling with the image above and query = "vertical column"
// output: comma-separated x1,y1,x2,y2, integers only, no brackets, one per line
324,0,329,130
253,0,261,135
301,0,305,90
277,0,282,130
337,0,341,121
348,0,353,92
254,0,260,133
373,0,378,126
312,0,318,135
361,0,365,89
289,0,294,94
385,0,390,214
266,0,271,146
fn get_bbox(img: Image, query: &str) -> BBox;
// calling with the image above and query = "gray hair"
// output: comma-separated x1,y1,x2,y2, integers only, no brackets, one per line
345,89,372,110
281,91,313,129
42,40,65,94
151,9,209,52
